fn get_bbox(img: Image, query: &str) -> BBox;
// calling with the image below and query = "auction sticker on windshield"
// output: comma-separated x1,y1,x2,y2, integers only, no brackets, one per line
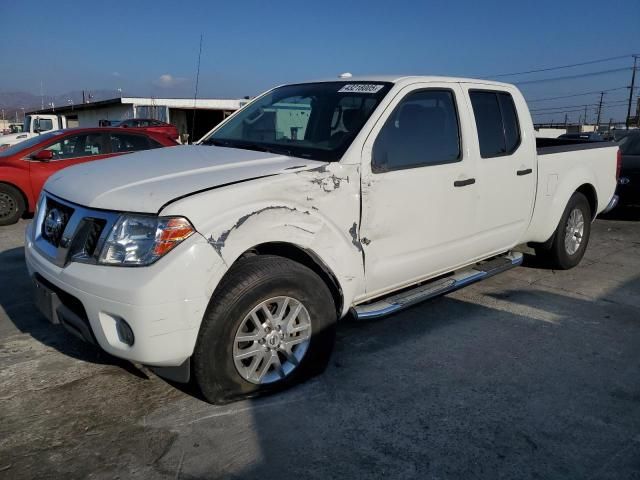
338,84,385,93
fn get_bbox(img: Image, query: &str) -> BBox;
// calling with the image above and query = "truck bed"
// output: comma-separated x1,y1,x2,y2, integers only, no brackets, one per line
536,137,617,155
523,139,619,244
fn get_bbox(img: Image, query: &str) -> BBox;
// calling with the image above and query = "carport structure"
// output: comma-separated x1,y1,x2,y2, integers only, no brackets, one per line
28,96,249,143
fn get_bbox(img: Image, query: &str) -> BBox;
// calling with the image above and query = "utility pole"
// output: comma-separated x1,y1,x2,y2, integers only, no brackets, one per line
564,113,568,128
626,55,638,130
595,91,605,131
583,105,588,128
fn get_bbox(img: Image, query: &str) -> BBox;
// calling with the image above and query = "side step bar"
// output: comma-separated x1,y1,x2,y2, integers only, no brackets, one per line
352,251,523,320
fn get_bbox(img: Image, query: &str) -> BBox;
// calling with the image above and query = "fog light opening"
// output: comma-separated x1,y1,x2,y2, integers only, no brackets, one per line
115,318,135,346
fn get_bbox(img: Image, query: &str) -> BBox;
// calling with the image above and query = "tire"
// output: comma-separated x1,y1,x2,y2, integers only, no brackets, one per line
193,255,336,404
0,184,26,226
535,192,591,270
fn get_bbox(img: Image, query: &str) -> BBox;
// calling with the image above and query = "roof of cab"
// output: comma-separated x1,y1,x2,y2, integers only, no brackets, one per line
307,75,514,88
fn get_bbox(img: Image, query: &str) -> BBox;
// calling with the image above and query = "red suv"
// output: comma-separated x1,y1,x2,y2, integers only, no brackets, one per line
116,118,180,141
0,128,177,225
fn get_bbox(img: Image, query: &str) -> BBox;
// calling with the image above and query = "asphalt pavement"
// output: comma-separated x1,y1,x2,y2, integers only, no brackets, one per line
1,210,639,479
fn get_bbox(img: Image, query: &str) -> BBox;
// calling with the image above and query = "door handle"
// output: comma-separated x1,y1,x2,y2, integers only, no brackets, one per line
454,178,476,187
517,168,533,176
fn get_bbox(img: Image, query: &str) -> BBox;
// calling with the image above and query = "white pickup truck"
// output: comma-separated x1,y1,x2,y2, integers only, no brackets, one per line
0,114,68,149
25,76,619,403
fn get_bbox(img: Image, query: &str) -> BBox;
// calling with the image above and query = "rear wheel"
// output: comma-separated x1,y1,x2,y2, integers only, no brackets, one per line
193,255,336,404
535,192,591,270
0,184,25,226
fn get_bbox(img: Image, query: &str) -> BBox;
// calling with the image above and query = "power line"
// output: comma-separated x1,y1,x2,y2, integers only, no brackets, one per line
529,100,630,112
530,102,598,112
532,102,630,116
485,54,635,78
531,105,624,117
515,67,631,86
526,86,631,103
532,107,598,116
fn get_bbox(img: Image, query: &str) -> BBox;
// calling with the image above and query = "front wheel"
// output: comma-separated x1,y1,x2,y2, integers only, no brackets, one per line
193,255,336,404
535,192,591,270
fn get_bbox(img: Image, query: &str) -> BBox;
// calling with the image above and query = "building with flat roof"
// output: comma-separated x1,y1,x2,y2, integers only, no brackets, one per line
28,96,249,142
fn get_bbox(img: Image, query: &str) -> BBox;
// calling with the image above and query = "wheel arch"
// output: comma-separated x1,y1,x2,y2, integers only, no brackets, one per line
0,181,29,215
229,242,344,316
575,183,598,220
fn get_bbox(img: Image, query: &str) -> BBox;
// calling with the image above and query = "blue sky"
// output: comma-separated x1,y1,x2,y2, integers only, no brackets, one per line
1,0,639,122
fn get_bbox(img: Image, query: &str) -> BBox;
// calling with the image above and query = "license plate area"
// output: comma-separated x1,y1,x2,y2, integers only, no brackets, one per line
33,279,61,324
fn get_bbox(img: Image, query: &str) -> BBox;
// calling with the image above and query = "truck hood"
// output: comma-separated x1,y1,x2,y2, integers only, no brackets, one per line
44,145,327,213
0,132,31,145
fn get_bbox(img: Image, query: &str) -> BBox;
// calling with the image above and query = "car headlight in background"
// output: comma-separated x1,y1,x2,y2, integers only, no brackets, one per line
98,215,195,266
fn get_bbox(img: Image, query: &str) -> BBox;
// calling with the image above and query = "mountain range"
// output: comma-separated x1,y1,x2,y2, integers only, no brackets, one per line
0,90,121,122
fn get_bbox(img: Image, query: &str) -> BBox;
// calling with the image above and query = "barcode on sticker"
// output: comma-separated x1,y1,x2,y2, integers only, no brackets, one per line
338,84,384,93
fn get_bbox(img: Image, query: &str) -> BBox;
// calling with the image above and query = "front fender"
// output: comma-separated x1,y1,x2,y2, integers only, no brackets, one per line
161,164,364,317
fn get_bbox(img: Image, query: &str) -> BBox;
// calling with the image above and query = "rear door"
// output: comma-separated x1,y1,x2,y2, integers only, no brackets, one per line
359,82,483,298
462,85,536,254
28,132,112,199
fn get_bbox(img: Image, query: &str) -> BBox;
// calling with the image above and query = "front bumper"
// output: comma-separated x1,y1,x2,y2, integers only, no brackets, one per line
25,222,225,367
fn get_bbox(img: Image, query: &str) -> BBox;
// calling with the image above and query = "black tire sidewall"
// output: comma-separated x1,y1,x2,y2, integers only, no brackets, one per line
0,184,25,226
194,256,336,404
552,193,591,269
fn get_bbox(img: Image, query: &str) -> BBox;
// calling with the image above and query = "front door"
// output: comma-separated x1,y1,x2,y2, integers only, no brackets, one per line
359,83,481,298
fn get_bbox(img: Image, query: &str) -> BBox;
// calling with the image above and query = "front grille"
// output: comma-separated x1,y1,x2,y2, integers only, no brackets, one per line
34,194,119,267
68,218,107,261
85,219,105,255
41,197,74,247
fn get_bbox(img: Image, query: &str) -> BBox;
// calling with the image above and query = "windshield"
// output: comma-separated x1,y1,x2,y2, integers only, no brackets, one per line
0,131,60,158
24,116,31,133
202,81,393,161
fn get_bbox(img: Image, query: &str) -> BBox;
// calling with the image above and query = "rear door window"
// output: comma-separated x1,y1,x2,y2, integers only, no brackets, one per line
470,90,521,158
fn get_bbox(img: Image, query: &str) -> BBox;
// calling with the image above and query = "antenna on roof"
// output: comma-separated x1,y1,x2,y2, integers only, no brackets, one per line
190,34,203,144
339,72,353,79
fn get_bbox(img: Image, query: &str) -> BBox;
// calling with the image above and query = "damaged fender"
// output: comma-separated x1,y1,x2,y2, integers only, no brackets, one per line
159,163,365,318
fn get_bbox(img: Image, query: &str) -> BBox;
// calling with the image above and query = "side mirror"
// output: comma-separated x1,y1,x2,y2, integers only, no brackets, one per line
32,150,54,161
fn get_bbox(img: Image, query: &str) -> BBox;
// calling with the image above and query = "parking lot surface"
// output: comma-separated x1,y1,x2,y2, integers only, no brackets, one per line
1,212,640,479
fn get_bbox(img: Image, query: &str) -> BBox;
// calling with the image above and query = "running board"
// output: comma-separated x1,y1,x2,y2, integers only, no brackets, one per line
352,251,523,320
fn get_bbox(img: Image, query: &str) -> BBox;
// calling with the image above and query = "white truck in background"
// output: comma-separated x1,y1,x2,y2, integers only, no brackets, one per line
25,75,620,404
0,114,69,149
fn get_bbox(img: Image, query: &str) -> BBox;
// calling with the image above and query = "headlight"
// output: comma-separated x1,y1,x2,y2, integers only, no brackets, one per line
98,214,195,266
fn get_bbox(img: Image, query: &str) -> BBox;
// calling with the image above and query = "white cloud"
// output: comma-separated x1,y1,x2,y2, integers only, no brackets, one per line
154,74,186,88
111,71,121,77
